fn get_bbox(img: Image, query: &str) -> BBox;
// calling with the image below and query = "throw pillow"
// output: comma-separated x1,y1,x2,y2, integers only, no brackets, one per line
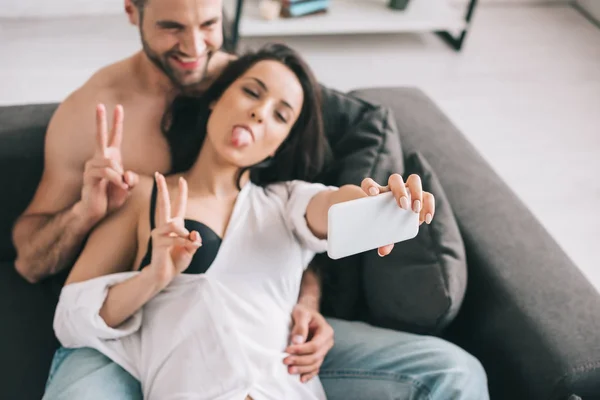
362,151,467,335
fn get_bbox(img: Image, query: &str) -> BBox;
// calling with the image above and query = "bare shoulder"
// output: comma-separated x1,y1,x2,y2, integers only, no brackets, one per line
46,57,135,159
130,174,155,207
47,68,121,156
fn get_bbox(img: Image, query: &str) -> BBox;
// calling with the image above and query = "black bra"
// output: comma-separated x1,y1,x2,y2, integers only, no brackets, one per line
138,181,222,274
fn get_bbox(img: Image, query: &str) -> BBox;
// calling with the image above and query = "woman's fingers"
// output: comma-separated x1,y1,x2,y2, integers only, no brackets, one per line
155,172,171,226
388,174,410,210
154,235,200,250
360,177,388,196
186,231,202,249
173,177,188,220
377,244,394,257
153,220,190,238
421,192,435,225
405,174,423,214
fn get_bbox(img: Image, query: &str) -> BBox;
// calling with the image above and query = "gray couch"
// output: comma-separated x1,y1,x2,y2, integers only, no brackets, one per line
1,87,599,400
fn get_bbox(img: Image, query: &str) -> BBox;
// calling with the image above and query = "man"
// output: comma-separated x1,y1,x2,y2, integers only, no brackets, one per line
12,0,489,398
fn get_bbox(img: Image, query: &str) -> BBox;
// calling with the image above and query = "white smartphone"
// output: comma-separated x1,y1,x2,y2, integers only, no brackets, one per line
327,191,420,260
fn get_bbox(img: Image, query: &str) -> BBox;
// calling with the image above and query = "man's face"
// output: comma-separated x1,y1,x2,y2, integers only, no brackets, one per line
135,0,224,89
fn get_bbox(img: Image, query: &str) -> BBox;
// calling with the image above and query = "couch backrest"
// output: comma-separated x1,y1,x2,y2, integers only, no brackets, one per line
0,103,58,261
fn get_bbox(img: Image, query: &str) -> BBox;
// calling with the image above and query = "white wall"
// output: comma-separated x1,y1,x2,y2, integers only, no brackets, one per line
0,0,123,18
577,0,600,23
0,0,569,18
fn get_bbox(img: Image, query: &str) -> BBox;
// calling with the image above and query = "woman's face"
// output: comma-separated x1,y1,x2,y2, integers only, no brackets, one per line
206,60,304,167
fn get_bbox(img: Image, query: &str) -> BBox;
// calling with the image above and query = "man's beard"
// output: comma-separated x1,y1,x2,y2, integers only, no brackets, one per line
141,33,212,91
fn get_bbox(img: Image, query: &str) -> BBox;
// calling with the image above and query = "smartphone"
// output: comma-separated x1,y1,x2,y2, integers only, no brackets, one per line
327,191,420,260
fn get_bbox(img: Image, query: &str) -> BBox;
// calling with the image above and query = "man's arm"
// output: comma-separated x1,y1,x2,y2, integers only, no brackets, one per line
12,92,96,283
11,90,133,284
297,265,321,311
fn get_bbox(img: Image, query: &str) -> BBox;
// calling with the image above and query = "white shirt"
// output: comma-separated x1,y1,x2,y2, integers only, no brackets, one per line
54,180,334,400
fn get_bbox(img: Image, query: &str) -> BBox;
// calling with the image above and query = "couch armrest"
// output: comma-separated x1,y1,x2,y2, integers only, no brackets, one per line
351,87,600,400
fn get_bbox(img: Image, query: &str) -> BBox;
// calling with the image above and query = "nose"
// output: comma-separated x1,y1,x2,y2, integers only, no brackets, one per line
180,29,206,58
250,106,267,123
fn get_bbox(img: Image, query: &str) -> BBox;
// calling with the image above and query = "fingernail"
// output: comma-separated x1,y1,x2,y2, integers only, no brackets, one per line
377,249,384,257
369,187,378,196
290,367,298,374
400,196,410,210
292,335,304,344
413,200,421,213
426,213,433,224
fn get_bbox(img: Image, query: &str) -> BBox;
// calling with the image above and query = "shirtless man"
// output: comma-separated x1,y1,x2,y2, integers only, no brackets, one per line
12,0,489,398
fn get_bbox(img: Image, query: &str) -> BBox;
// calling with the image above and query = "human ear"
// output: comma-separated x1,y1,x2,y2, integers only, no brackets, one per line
125,0,139,26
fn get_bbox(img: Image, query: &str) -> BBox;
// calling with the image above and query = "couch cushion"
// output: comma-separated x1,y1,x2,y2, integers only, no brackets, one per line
362,151,467,335
314,86,405,321
0,103,57,262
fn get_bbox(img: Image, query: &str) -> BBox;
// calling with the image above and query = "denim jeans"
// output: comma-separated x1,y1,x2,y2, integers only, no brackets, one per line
43,318,489,400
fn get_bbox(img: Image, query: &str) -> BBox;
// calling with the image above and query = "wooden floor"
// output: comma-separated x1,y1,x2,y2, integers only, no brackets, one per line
1,3,598,291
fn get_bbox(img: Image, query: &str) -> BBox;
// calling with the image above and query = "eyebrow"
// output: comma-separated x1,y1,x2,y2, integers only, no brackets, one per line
249,77,295,112
156,20,184,29
156,16,220,29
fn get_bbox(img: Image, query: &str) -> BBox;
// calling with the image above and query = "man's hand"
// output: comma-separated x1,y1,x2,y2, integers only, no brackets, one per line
284,304,334,383
80,104,139,227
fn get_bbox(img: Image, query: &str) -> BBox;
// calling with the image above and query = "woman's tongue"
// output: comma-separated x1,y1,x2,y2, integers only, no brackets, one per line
231,126,252,148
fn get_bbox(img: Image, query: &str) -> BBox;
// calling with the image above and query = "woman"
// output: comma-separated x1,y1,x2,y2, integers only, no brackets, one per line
53,43,435,400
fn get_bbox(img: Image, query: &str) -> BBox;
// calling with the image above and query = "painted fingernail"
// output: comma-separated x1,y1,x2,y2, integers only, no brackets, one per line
413,200,421,213
400,196,410,210
426,213,433,224
377,249,384,257
369,187,378,196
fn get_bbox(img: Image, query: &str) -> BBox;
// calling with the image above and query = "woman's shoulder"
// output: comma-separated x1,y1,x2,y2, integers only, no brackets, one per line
115,174,156,224
129,174,156,205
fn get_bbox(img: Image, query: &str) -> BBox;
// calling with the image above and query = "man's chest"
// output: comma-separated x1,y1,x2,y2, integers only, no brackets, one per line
118,111,172,177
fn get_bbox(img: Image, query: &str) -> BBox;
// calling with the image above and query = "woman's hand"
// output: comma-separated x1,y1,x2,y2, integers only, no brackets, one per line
147,173,202,288
361,173,435,256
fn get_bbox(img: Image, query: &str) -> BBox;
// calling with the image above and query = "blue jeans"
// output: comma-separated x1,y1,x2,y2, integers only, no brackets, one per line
43,318,489,400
